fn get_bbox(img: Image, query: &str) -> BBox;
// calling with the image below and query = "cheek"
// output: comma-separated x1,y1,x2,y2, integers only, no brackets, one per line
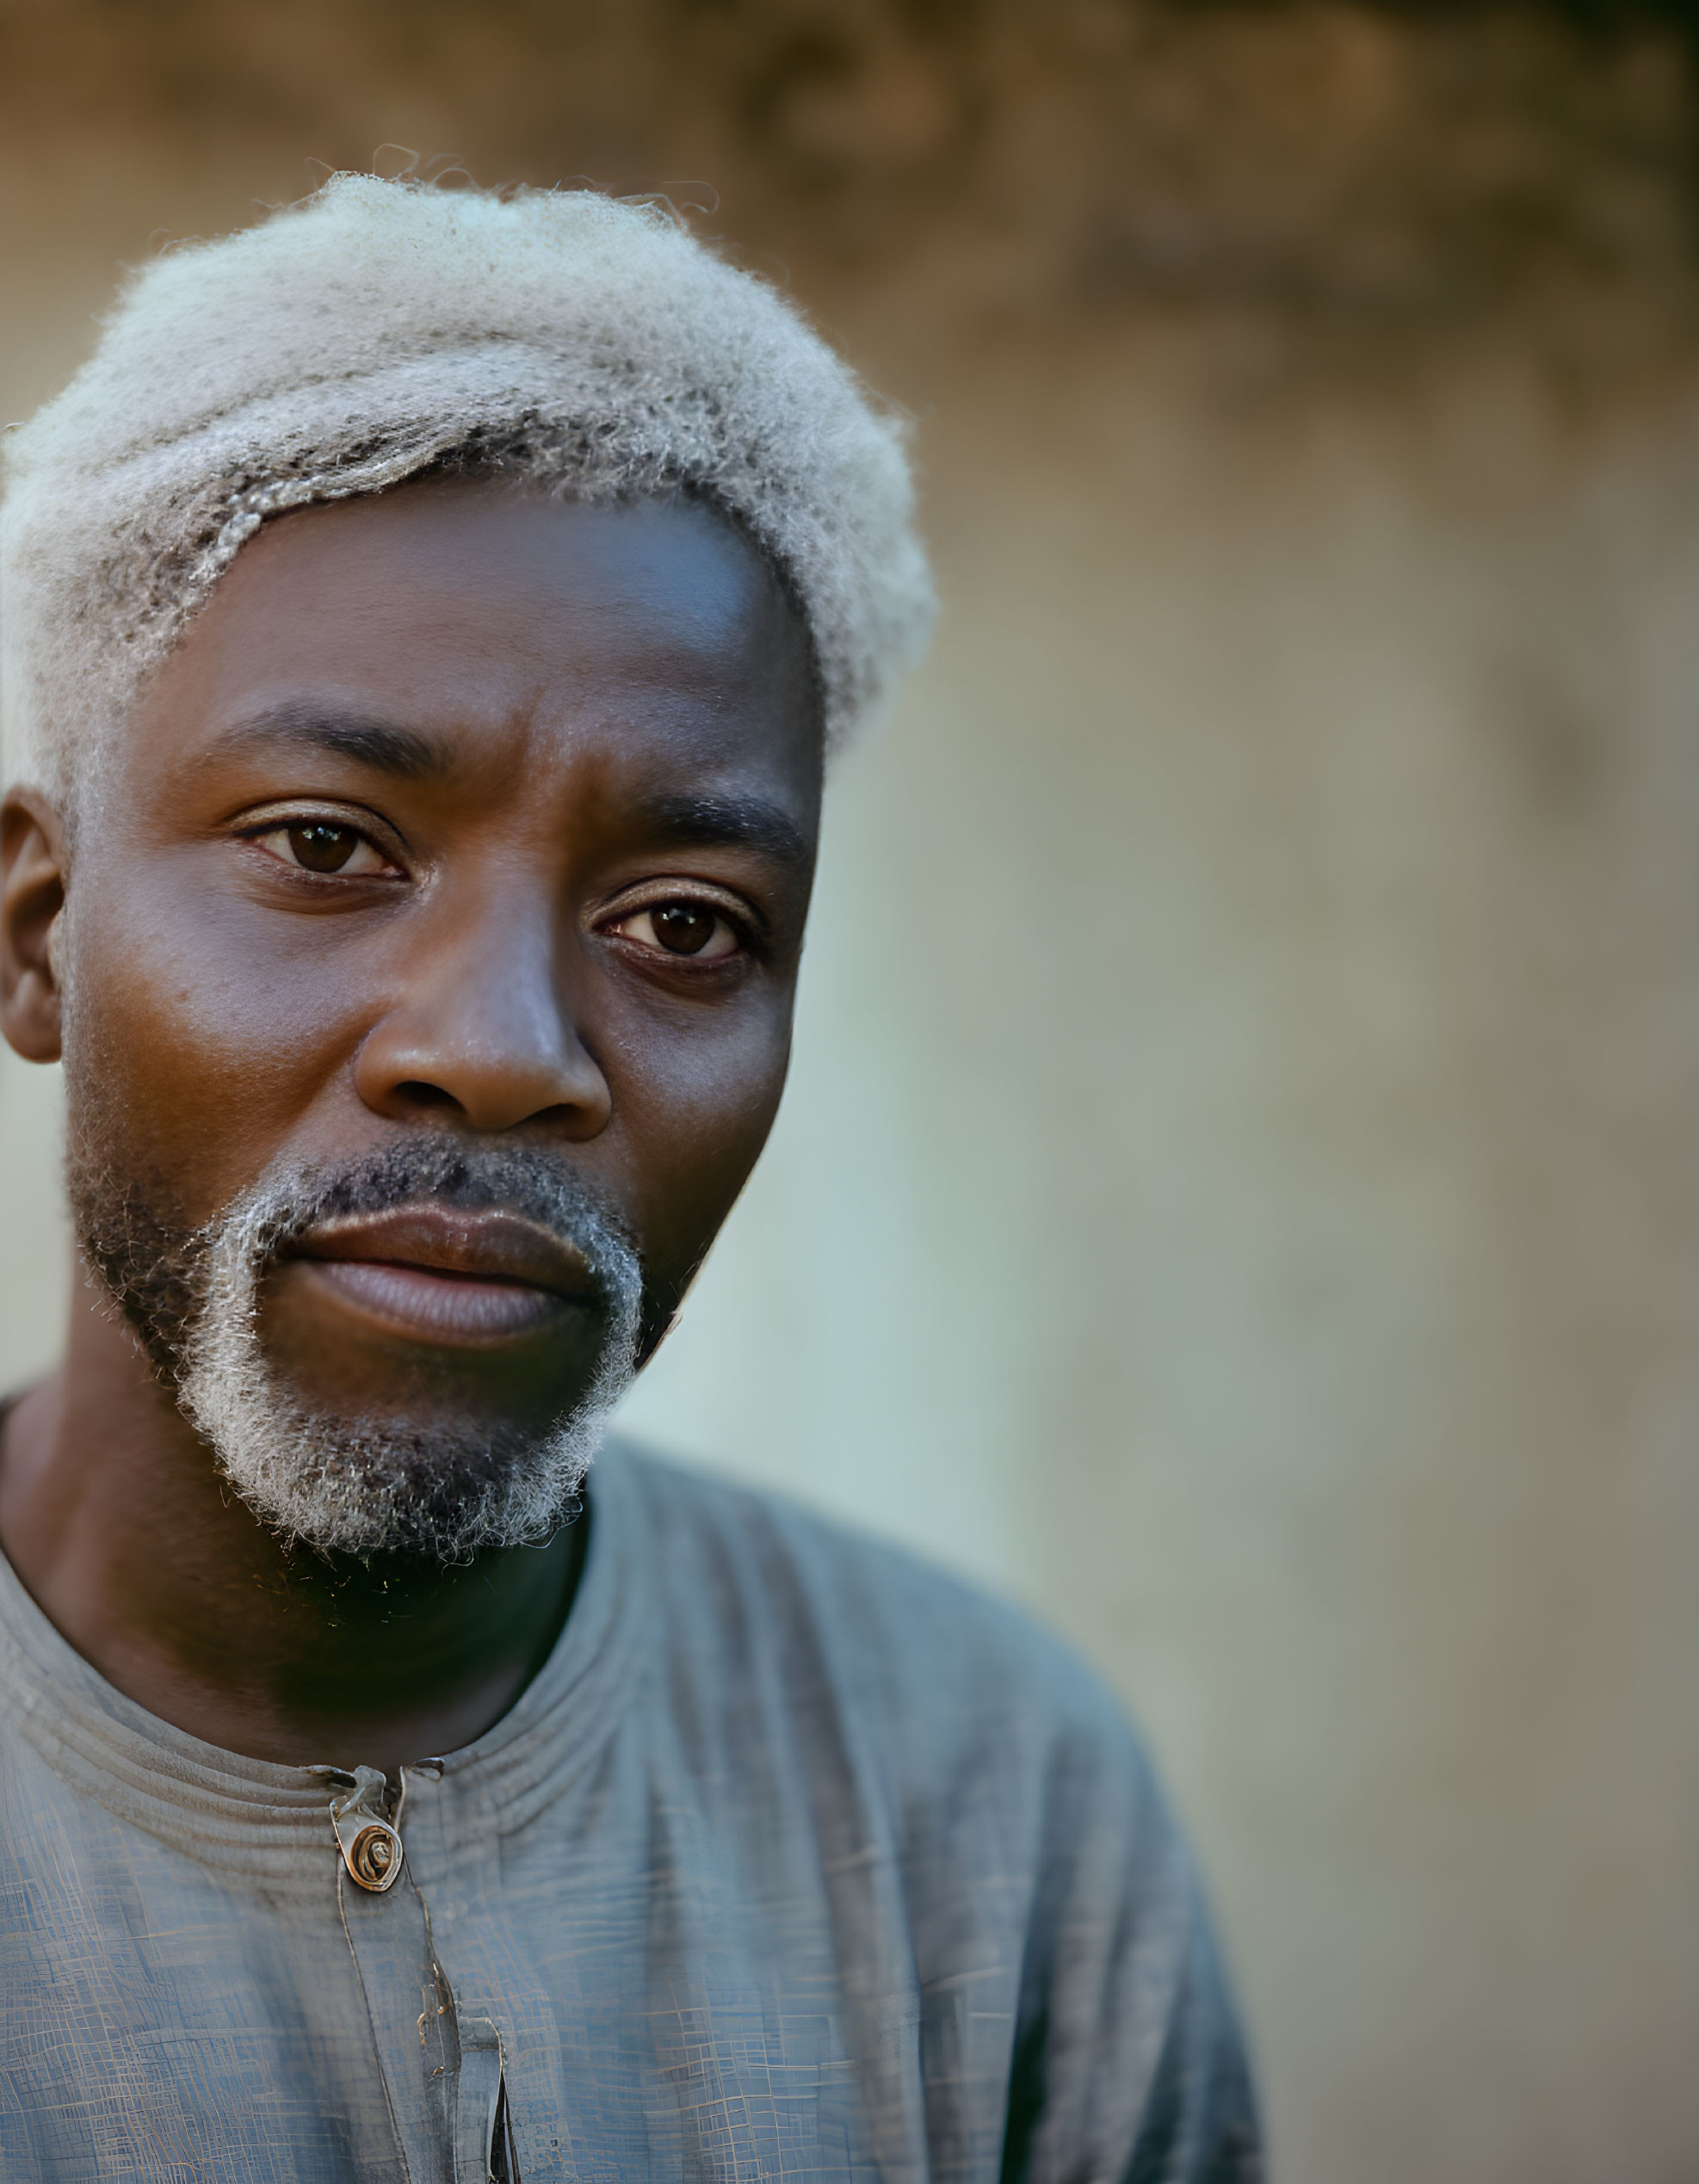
605,987,794,1279
63,865,371,1218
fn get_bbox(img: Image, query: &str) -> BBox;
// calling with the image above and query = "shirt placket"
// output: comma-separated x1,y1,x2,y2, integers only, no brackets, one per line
320,1765,516,2184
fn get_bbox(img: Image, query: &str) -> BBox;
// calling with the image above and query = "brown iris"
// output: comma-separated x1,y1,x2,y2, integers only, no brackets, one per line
651,902,718,955
287,823,361,873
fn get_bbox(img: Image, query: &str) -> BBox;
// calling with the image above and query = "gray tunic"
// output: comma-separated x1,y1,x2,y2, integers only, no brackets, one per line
0,1442,1262,2182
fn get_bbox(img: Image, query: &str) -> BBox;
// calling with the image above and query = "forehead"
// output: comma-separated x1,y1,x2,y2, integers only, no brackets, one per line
122,479,822,799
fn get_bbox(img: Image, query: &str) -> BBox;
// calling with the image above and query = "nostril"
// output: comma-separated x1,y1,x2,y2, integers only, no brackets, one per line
355,1019,612,1135
393,1081,461,1111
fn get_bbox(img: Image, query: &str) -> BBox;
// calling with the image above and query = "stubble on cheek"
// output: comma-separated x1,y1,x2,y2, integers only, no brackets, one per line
61,1019,206,1382
52,848,316,1373
53,878,265,1382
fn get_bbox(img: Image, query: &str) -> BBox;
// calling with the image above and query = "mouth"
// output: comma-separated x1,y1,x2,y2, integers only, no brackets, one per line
286,1204,601,1348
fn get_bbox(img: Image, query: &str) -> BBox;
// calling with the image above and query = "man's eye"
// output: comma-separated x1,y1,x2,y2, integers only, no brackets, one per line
255,823,389,876
615,901,740,960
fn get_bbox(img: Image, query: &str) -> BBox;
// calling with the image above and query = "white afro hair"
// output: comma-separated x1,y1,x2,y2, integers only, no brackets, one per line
0,174,935,804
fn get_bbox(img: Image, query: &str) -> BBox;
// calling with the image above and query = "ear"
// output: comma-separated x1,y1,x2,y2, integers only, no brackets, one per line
1,787,69,1064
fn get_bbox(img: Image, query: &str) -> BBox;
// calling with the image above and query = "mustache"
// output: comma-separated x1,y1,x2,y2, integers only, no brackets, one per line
173,1135,646,1560
232,1137,641,1303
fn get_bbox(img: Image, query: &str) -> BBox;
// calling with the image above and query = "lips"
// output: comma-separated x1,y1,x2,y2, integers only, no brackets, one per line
287,1205,599,1348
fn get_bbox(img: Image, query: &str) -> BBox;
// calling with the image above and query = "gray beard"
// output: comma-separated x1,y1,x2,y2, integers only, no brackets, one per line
68,1130,643,1564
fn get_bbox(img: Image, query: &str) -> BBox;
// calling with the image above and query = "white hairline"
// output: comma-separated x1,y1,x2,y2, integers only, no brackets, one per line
1,176,935,809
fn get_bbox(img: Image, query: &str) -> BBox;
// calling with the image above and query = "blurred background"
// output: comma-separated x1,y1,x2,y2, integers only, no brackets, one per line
3,3,1698,2177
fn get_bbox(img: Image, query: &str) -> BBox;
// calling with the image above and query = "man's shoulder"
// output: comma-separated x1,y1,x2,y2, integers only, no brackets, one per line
608,1440,1148,1800
602,1445,1261,2184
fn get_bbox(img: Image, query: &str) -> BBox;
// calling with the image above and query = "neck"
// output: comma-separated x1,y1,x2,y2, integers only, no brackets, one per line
0,1279,586,1770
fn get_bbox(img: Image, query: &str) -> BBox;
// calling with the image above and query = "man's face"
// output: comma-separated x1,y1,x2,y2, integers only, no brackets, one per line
40,478,822,1556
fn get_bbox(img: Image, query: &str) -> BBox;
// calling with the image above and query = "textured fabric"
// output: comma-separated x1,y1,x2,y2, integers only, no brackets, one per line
0,1442,1263,2182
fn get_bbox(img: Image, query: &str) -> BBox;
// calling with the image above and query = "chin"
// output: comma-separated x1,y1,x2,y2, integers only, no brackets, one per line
177,1225,641,1564
188,1395,608,1564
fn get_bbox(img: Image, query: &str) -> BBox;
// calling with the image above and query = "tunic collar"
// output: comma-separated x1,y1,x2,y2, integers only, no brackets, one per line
0,1437,650,1894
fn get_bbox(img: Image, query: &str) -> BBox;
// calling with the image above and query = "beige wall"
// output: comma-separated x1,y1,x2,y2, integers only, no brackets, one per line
4,73,1699,2184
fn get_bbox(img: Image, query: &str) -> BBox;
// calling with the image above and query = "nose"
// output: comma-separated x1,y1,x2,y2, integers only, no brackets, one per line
351,891,612,1137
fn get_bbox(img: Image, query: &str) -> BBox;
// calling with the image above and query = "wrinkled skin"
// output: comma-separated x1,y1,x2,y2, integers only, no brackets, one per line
0,479,822,1766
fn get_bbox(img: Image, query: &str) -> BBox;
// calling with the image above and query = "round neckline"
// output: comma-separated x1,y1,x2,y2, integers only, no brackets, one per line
0,1434,652,1890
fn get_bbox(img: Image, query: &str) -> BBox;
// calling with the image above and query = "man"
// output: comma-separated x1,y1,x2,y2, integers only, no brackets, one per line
0,176,1260,2181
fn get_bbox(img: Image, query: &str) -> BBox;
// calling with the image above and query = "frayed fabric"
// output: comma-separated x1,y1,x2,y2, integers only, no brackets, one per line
0,175,935,803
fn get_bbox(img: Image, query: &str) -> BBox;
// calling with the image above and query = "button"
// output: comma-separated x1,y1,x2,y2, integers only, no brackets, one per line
344,1819,405,1892
312,1763,410,1894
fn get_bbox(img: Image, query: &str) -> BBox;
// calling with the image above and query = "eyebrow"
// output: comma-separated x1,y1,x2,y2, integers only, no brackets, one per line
634,792,816,879
207,703,448,781
205,707,814,873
